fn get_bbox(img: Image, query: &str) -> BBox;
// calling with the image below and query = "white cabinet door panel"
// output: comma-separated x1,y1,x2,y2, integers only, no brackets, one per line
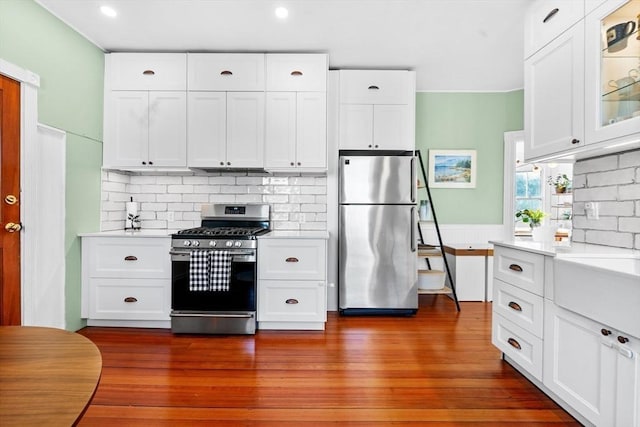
340,70,411,104
258,280,326,323
373,104,410,150
339,104,373,149
106,91,148,168
296,92,327,168
109,53,187,90
188,53,265,91
187,91,227,167
226,92,265,168
148,92,187,167
266,54,327,92
265,92,296,169
524,0,584,58
525,22,585,161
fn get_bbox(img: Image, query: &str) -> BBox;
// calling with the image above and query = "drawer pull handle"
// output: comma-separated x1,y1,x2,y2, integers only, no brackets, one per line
220,70,233,76
285,298,299,305
601,328,612,336
507,338,522,350
285,257,299,263
368,85,379,90
508,301,522,312
571,138,580,145
618,336,630,344
124,255,138,261
142,69,155,76
508,264,523,272
542,8,559,23
290,70,303,76
124,297,138,303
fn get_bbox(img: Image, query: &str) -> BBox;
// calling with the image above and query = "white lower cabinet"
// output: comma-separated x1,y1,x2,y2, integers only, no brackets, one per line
81,235,171,327
258,237,327,330
544,300,640,427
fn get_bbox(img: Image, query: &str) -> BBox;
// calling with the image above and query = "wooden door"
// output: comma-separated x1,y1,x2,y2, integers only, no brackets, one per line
0,74,21,325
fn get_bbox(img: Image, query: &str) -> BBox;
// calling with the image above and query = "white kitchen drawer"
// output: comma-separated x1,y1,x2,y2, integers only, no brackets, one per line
108,53,187,91
493,279,544,338
492,312,543,381
187,53,265,91
86,237,171,279
524,0,584,58
339,70,411,105
493,247,545,296
89,278,170,321
258,280,326,324
258,239,326,280
266,54,327,92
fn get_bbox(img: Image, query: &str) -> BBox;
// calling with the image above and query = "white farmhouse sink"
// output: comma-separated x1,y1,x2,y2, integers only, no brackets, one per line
554,257,640,338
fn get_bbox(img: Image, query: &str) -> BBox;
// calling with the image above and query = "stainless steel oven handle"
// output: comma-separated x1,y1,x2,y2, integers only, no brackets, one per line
170,250,255,256
170,251,256,262
170,313,254,319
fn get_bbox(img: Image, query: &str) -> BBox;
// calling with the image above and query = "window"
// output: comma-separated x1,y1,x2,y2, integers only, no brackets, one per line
515,166,543,232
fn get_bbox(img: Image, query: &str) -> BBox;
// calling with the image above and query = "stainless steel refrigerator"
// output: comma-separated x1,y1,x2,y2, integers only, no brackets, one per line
338,151,418,315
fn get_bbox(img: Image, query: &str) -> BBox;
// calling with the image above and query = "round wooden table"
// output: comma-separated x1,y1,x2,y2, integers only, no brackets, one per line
0,326,102,426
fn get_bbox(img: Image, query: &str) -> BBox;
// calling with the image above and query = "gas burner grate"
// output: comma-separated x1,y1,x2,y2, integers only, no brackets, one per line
175,226,268,237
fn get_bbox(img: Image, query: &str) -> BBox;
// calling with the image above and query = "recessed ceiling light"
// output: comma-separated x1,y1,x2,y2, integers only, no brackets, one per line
100,5,117,18
275,6,288,19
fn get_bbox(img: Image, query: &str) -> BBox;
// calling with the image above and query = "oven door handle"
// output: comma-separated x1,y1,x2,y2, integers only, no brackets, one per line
170,313,254,319
169,250,255,256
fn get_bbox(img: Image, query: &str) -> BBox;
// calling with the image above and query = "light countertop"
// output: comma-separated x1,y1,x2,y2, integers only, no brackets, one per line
79,229,174,238
259,230,330,239
490,239,640,258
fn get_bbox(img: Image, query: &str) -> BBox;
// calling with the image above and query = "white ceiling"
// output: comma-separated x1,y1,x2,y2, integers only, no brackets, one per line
35,0,527,92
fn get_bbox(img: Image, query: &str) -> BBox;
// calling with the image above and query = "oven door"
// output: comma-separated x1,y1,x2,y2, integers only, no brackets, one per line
170,249,257,334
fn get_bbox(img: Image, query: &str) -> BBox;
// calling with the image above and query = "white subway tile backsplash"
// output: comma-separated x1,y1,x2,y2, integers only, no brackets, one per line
573,149,640,249
587,169,635,187
101,170,328,232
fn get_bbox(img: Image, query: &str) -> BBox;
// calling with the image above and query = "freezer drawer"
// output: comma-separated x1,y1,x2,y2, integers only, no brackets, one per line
339,154,415,204
339,204,418,311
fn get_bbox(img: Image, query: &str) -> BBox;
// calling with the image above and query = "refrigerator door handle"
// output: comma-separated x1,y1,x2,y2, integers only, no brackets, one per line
410,207,417,252
410,157,416,203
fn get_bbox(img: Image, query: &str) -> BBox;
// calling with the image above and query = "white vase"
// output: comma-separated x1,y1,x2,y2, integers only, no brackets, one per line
531,226,543,242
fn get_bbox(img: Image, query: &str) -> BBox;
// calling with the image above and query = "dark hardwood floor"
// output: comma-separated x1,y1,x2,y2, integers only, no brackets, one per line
77,295,579,426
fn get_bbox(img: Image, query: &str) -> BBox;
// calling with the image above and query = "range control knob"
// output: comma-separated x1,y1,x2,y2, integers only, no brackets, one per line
234,241,242,248
209,241,217,247
183,240,191,247
225,241,233,247
192,240,200,247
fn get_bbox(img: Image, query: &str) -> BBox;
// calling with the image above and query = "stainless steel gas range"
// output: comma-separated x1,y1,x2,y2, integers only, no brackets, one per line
170,203,270,334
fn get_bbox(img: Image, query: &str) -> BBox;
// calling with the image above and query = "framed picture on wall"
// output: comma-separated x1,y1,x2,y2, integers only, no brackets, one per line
428,149,477,188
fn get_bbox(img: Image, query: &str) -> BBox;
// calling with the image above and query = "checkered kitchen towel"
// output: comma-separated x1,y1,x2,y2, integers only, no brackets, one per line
189,250,210,291
209,250,232,292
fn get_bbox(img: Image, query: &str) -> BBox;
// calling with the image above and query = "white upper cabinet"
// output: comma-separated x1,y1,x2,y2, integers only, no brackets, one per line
187,91,227,167
524,22,585,160
338,70,415,150
103,53,187,169
109,53,187,90
266,54,327,92
584,0,640,147
524,0,584,58
187,53,265,91
226,92,265,168
264,54,327,171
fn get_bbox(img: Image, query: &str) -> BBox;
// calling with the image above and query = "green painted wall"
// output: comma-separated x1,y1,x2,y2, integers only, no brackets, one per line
0,0,103,331
416,90,524,224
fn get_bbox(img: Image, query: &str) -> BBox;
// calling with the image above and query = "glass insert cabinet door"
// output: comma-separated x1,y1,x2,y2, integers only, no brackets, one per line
597,0,640,129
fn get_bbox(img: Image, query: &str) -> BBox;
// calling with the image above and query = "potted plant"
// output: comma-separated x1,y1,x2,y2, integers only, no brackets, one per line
515,209,546,228
547,174,571,193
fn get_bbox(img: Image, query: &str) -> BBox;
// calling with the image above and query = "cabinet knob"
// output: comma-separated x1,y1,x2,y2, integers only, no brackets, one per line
368,85,380,90
507,337,521,350
123,296,138,303
508,264,523,272
542,8,559,23
618,336,630,344
374,145,379,148
285,257,299,263
601,328,612,336
285,298,299,305
368,144,373,148
142,161,147,165
297,162,301,166
571,138,580,145
124,255,138,261
227,161,231,166
290,162,295,166
220,70,233,76
290,70,303,76
508,301,522,312
142,70,155,76
148,161,153,165
220,162,224,166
